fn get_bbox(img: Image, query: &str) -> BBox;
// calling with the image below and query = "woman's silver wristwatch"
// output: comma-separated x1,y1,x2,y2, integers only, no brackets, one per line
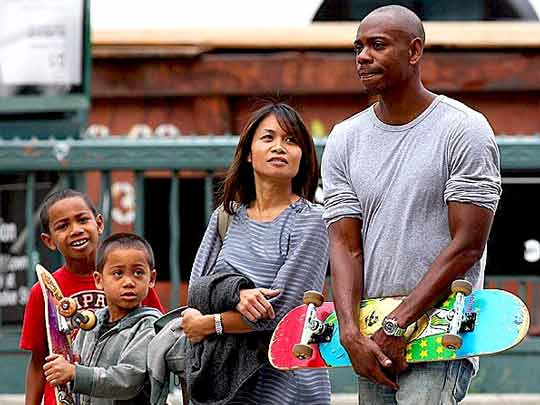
214,313,224,335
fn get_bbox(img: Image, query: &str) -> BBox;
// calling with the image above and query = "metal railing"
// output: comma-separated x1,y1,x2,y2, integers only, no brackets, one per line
2,135,540,315
0,136,255,311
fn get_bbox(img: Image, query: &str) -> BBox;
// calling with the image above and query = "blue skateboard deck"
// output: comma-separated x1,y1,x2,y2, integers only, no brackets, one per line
270,289,530,369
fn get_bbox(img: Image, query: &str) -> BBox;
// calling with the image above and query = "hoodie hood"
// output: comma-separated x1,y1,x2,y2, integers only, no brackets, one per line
95,306,162,331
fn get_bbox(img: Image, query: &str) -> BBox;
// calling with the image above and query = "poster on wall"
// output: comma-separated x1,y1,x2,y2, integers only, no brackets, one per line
0,216,30,323
0,0,83,87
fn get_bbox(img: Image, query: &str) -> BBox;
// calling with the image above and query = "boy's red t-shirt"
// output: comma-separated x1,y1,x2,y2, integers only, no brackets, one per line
19,266,164,405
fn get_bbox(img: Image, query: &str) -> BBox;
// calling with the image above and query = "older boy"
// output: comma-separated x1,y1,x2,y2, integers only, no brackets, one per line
21,189,163,405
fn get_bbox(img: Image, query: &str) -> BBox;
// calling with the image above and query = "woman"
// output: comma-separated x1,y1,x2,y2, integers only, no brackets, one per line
182,102,331,404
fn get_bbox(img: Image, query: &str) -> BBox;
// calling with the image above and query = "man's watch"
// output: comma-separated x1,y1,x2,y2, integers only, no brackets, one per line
382,317,406,337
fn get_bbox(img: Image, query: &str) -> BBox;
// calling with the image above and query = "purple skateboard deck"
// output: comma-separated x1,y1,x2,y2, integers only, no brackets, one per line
36,264,79,405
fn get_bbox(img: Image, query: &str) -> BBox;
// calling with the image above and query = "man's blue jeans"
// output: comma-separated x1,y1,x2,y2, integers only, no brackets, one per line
357,360,474,404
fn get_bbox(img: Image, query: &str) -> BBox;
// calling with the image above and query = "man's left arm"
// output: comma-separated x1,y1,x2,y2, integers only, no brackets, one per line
372,202,494,374
373,112,501,374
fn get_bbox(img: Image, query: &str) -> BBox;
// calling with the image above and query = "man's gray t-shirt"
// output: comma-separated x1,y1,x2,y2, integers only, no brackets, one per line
321,95,502,299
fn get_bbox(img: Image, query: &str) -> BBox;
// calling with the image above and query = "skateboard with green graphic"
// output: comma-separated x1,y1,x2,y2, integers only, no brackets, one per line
269,281,530,370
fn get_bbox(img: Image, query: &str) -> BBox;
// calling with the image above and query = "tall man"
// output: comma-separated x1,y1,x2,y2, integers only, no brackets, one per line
321,5,502,404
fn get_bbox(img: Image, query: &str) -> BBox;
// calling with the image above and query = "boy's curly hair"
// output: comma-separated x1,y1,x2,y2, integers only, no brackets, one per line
40,189,98,234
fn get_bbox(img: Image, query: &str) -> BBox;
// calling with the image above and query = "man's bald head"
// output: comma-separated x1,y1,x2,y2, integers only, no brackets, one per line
354,5,426,96
364,5,425,43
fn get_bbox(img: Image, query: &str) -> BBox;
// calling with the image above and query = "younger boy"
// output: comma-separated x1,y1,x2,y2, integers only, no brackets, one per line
43,232,162,404
20,189,164,405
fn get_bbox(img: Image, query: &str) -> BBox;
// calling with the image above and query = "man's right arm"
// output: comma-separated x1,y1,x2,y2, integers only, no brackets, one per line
328,218,363,340
328,218,397,390
322,126,396,388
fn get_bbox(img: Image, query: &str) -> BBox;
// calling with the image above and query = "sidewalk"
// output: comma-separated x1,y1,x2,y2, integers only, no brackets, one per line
331,394,540,404
2,394,540,404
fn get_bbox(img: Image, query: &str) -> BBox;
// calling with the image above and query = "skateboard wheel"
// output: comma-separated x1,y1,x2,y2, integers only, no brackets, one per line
77,310,97,330
442,333,463,350
58,297,78,317
293,344,313,360
303,291,324,307
451,280,472,296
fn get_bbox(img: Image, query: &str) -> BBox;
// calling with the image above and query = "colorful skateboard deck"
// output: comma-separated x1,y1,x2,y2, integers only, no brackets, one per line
269,289,530,370
36,264,80,405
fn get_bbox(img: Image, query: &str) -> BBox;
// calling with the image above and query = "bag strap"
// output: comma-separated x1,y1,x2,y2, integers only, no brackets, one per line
217,204,232,241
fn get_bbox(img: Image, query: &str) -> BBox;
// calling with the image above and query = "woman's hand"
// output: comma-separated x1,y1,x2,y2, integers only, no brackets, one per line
182,308,214,343
236,288,280,322
43,354,75,386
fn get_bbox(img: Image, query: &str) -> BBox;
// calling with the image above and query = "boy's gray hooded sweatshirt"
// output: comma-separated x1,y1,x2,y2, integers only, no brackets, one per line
72,306,162,405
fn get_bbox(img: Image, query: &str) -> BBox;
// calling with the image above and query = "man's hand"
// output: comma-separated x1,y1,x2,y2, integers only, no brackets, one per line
236,288,280,321
341,329,398,390
182,308,213,343
371,329,408,376
43,354,75,386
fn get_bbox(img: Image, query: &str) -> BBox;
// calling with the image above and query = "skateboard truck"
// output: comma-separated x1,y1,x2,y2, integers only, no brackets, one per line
58,297,97,332
70,310,97,330
292,291,332,360
442,280,473,350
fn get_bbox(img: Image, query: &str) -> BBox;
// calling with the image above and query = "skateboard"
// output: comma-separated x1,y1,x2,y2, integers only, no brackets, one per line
36,264,97,405
269,280,530,370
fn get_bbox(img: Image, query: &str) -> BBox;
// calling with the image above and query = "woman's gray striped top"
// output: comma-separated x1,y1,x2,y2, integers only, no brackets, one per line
190,198,331,404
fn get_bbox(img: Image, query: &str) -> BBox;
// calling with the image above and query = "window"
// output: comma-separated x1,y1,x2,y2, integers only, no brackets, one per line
487,175,540,276
314,0,539,21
